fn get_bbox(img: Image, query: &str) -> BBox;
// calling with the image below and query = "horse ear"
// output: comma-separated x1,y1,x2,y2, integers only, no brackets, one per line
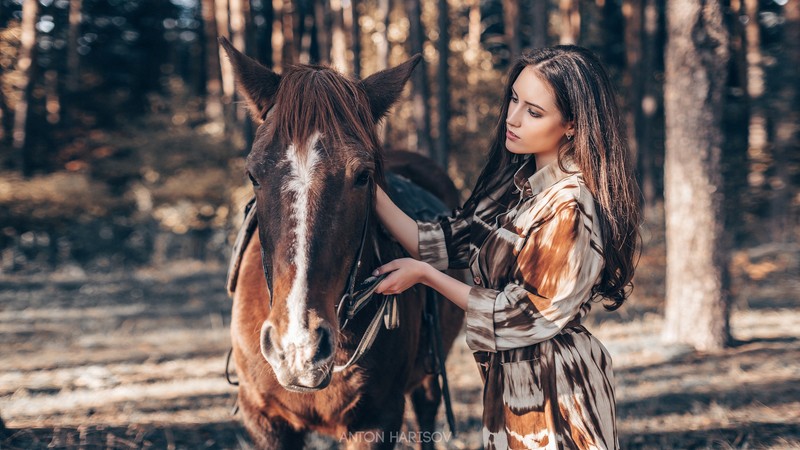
360,54,422,123
218,37,281,122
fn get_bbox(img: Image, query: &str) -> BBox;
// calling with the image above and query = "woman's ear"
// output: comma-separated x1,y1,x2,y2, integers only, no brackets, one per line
565,121,575,139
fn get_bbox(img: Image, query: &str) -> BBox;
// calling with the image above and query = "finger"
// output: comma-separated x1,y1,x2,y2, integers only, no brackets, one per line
373,260,397,276
375,272,398,294
375,280,389,294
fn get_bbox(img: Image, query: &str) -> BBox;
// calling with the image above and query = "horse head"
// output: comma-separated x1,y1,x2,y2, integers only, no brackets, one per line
220,38,420,392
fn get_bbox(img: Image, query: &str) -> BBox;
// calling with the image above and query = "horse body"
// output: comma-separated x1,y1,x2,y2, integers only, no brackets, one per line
220,38,465,449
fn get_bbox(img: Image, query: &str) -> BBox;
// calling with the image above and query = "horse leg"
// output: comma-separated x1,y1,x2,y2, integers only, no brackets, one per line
238,392,306,450
410,374,442,450
343,396,406,450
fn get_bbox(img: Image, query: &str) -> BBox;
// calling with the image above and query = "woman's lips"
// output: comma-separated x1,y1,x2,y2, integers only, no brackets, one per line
506,130,520,141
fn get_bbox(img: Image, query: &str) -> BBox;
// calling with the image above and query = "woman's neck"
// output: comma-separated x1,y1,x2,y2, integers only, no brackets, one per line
534,150,558,171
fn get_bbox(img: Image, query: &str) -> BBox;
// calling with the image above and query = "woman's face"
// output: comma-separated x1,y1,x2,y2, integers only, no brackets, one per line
505,66,573,159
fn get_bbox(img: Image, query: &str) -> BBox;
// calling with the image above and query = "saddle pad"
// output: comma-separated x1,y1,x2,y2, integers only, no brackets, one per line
226,173,451,295
384,172,449,222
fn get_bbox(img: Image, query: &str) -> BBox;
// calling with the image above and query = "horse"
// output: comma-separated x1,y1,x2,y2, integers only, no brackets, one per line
219,38,466,449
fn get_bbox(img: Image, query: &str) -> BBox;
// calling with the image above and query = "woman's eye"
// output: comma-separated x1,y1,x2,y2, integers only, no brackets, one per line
248,172,260,188
511,97,519,103
527,109,540,118
355,170,371,187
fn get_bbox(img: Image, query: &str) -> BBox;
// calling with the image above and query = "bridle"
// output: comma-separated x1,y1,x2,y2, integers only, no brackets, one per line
250,177,398,374
331,177,399,372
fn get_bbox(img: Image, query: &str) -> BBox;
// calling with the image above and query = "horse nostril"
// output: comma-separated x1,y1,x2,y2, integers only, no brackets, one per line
260,321,278,359
312,326,333,364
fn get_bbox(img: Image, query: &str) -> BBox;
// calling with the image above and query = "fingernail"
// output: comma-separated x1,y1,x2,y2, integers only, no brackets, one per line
372,269,379,276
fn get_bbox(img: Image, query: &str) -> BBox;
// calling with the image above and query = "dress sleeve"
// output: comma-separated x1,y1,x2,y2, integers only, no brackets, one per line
464,198,604,353
415,206,472,271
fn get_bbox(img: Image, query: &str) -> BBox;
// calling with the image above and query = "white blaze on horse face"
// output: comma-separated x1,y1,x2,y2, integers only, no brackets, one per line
279,132,322,365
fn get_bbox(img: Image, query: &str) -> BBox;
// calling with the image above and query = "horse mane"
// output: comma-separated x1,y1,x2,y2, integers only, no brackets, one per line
272,65,385,182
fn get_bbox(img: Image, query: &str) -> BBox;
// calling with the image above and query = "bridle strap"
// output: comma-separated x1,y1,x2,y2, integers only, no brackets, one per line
336,178,377,326
333,179,400,373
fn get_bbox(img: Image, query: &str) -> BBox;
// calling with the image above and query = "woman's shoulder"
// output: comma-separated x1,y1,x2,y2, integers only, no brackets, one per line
536,172,594,211
513,172,597,232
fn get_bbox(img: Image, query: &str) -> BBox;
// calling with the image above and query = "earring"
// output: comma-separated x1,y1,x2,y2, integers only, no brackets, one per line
566,133,574,141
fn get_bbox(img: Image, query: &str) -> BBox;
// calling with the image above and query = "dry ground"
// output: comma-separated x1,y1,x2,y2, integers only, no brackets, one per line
1,240,798,449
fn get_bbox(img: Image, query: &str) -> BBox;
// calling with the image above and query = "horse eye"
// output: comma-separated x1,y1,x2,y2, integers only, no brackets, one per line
248,171,261,188
354,170,371,187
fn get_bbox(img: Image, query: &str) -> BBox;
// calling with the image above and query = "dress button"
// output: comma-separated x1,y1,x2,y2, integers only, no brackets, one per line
473,276,482,285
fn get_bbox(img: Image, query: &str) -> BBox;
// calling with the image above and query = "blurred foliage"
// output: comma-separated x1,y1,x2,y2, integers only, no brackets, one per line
0,0,797,272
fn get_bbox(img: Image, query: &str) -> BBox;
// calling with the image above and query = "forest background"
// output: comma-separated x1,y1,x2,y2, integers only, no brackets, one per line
0,0,798,448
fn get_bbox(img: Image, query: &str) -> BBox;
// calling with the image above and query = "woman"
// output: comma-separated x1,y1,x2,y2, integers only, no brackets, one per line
372,46,640,449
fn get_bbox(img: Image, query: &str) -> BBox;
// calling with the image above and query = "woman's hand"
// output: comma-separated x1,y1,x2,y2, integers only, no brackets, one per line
372,258,431,295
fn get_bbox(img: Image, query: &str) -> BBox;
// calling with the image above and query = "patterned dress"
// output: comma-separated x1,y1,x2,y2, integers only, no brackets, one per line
416,155,618,449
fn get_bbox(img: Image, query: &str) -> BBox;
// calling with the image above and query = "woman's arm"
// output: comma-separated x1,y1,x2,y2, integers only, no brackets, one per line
372,257,471,311
375,186,420,259
376,185,473,270
463,197,604,353
376,191,604,354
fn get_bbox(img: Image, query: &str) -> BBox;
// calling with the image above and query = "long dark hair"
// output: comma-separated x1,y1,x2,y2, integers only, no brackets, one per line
464,45,642,310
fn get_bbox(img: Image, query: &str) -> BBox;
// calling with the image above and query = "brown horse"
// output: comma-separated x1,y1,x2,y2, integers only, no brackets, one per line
219,38,465,449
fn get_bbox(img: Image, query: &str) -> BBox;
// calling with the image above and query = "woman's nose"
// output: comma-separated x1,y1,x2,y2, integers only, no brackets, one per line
507,104,521,127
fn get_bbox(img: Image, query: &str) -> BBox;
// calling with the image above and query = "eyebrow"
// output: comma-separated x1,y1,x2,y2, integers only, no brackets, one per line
511,88,547,112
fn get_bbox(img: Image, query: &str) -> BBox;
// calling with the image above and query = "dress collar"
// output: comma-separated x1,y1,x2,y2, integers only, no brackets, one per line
512,155,580,197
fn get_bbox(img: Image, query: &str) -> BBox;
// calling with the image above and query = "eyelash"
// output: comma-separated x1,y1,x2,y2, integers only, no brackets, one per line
511,97,540,118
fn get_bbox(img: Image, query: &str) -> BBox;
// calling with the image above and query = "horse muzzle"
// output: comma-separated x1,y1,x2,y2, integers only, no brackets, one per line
260,320,336,392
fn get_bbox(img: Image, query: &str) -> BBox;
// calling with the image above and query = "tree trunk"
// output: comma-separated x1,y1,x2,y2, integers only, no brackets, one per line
531,0,548,49
315,0,330,66
12,0,39,177
242,0,255,59
744,0,766,159
466,0,481,132
230,0,254,147
405,0,432,156
215,0,235,119
623,0,643,199
331,0,347,72
374,0,390,143
662,0,731,351
623,0,663,208
272,0,284,70
434,0,450,168
638,0,664,206
0,87,10,144
374,0,390,71
347,0,361,78
202,0,224,122
299,1,314,64
559,0,580,44
503,0,521,61
229,0,246,51
282,0,296,65
722,0,750,246
66,0,82,95
256,0,274,67
230,0,247,123
44,70,59,125
770,0,799,241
